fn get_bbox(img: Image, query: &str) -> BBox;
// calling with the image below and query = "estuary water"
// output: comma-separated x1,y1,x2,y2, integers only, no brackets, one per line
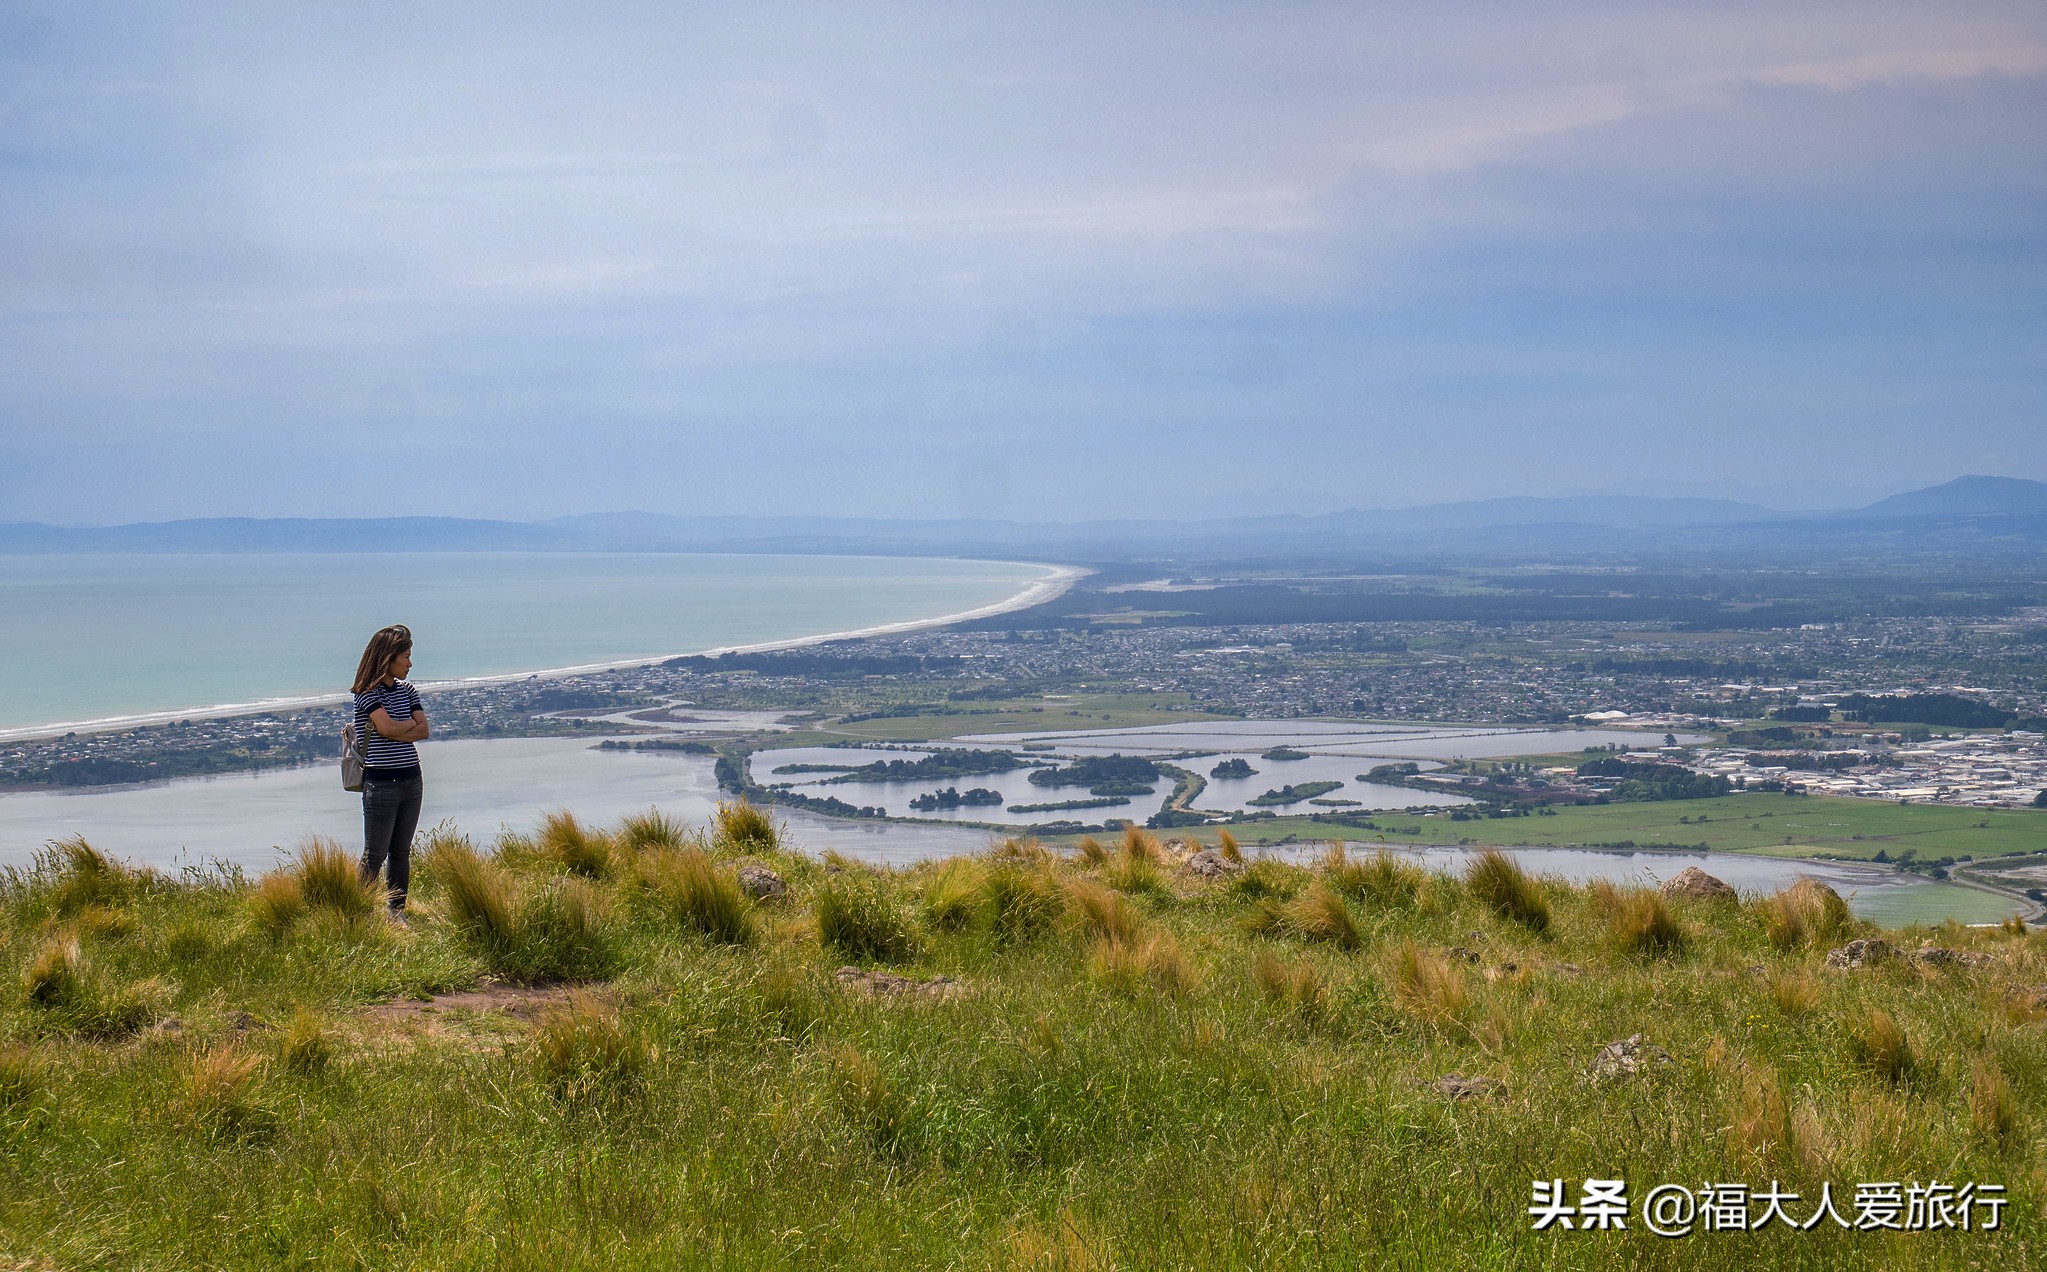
0,552,1063,735
0,739,2014,928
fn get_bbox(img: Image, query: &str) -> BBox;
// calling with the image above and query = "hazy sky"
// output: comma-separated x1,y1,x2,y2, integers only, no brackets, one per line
2,2,2042,523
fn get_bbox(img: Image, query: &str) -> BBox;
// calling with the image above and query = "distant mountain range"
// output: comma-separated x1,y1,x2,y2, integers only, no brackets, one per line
5,475,2045,561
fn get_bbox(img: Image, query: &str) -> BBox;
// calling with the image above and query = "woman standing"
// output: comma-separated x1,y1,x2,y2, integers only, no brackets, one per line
352,624,428,924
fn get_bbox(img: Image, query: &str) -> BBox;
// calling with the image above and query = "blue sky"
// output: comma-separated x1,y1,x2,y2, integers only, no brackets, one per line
1,2,2042,522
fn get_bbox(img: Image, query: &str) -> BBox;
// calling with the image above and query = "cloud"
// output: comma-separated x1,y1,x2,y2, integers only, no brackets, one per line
0,2,2042,520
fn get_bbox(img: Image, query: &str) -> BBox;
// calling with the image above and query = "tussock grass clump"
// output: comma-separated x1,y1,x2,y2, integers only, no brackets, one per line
1088,931,1197,998
514,879,622,982
983,864,1064,944
1465,849,1551,934
532,992,649,1104
278,1009,334,1075
0,1043,44,1107
1103,830,1168,896
435,840,619,982
1388,940,1469,1027
1075,836,1110,867
919,859,986,932
636,848,756,945
45,836,141,916
23,934,84,1009
816,875,921,963
991,835,1049,865
289,837,379,920
181,1045,273,1140
1251,950,1329,1028
1768,970,1819,1016
1323,844,1425,909
1064,879,1139,946
1970,1061,2016,1142
755,964,829,1039
1846,1008,1915,1084
536,810,614,879
1217,829,1243,865
1243,882,1363,951
831,1043,910,1153
1762,878,1853,951
1726,1065,1792,1164
248,873,308,937
714,801,779,854
616,807,688,853
1591,880,1685,956
1228,859,1298,902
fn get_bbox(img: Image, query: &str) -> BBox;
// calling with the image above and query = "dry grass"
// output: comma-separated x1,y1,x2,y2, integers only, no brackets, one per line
293,837,379,920
247,872,309,937
1762,877,1853,951
1322,844,1425,908
181,1045,272,1139
1590,880,1685,956
46,836,140,916
615,808,688,853
1845,1008,1915,1084
532,992,648,1104
0,1043,43,1107
1087,931,1197,999
536,810,614,879
1102,829,1167,895
1217,829,1243,865
1389,940,1469,1027
714,801,779,854
1282,882,1363,951
22,934,83,1009
435,839,619,981
831,1043,909,1152
278,1009,333,1075
1768,970,1820,1016
919,859,986,932
983,865,1064,943
1075,836,1110,868
435,840,517,951
1064,879,1139,946
635,848,756,945
1970,1061,2016,1142
1726,1065,1792,1164
1251,950,1329,1027
815,876,920,963
1465,849,1550,934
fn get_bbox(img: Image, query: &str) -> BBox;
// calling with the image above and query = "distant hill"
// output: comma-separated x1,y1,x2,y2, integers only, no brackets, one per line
7,476,2047,561
1855,476,2047,519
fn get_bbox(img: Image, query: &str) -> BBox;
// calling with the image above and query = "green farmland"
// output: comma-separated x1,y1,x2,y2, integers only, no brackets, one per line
1224,794,2046,861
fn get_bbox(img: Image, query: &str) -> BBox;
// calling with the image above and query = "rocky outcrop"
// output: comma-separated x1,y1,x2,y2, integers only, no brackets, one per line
1659,867,1737,903
1181,849,1243,880
1911,945,1993,969
833,967,958,1000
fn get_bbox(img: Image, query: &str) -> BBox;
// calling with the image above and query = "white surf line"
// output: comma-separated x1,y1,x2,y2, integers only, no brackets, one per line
0,560,1090,745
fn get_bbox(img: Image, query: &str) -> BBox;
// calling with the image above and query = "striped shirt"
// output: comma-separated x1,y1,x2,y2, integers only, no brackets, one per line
353,680,423,774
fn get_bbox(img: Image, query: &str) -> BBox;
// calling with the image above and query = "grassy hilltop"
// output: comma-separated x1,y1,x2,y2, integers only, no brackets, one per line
1,814,2042,1269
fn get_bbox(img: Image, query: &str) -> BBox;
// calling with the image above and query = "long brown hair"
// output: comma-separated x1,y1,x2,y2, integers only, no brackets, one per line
352,625,413,694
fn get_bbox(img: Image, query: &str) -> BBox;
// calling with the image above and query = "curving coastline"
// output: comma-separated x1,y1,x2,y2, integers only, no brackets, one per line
0,559,1088,745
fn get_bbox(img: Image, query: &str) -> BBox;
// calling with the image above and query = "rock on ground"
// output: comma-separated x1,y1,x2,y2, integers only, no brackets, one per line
1585,1034,1675,1084
1659,867,1737,903
735,861,788,902
1433,1073,1504,1100
834,967,959,1000
1824,939,1897,970
1911,945,1994,969
1181,849,1243,880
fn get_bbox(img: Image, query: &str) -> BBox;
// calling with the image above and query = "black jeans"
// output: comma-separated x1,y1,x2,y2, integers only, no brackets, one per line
361,774,423,911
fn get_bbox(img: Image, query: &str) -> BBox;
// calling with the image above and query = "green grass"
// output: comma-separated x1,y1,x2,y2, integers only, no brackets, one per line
0,815,2041,1267
1237,793,2047,859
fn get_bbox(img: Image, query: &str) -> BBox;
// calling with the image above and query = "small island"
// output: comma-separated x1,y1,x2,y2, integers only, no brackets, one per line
1027,754,1161,797
908,786,1005,811
1247,779,1344,806
1209,757,1257,779
1261,746,1311,761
